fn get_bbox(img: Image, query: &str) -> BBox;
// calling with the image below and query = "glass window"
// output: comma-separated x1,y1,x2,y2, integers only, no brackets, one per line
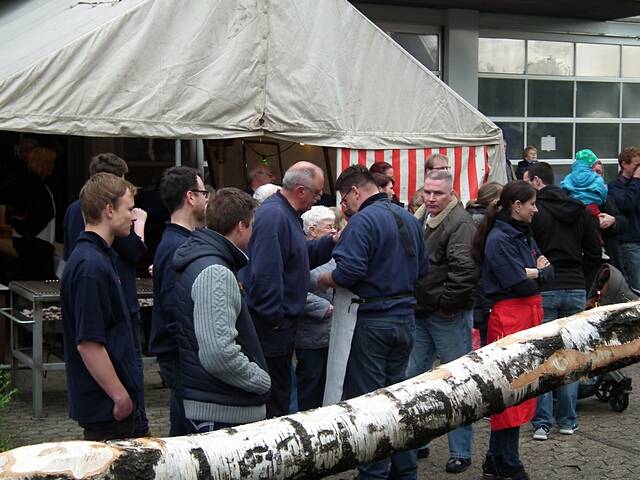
495,122,524,160
527,40,574,76
622,124,640,149
478,78,525,116
390,33,439,71
576,43,620,77
602,163,620,182
527,123,573,159
622,46,640,78
478,38,525,74
527,80,574,117
550,164,572,186
623,83,640,118
575,123,619,158
576,82,620,118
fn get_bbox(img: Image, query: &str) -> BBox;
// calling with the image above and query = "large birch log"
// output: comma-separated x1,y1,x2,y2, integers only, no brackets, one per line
2,301,640,480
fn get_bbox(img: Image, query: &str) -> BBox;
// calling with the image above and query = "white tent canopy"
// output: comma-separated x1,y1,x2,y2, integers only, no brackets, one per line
0,0,504,177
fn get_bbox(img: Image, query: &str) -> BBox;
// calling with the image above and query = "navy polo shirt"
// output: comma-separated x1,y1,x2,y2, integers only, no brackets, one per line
149,222,191,356
63,199,146,315
61,231,141,423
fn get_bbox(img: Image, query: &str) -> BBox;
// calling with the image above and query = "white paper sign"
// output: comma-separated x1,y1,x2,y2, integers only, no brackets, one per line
541,135,556,152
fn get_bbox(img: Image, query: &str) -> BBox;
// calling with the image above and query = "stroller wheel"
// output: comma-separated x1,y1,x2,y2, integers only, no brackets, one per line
596,382,612,402
610,394,629,412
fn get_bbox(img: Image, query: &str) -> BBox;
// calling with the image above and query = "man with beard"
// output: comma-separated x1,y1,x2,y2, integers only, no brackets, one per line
150,166,208,436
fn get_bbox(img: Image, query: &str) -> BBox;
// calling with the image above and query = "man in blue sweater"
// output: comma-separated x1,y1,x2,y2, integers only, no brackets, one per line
149,166,207,436
173,188,270,431
62,153,149,436
608,147,640,290
318,165,429,480
241,161,335,418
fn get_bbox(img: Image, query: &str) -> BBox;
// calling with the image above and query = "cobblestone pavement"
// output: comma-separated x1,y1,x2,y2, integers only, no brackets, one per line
2,362,640,479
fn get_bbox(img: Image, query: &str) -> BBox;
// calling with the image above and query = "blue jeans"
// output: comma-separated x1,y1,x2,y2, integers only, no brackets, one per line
532,289,586,431
619,242,640,290
406,310,474,460
486,427,525,477
343,315,417,480
158,354,189,437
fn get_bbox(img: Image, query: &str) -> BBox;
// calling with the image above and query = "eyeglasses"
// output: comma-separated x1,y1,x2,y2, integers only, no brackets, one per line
340,187,355,206
190,189,210,198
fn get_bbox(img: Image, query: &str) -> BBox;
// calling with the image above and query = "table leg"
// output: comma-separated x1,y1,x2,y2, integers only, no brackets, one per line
32,302,43,418
9,293,17,388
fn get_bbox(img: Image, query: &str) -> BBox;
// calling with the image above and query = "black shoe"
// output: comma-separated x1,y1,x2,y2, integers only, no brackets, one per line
417,446,430,459
446,457,471,474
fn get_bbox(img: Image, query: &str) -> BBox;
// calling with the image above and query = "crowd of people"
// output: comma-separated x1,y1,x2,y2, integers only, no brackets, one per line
55,144,640,480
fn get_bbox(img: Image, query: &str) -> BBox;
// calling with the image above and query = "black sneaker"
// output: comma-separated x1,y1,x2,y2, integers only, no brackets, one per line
446,457,471,474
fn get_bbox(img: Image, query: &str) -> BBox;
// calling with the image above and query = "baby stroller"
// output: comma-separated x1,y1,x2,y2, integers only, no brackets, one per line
578,263,637,412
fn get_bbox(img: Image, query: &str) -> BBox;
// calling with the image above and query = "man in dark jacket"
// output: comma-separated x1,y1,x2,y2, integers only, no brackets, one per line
62,152,149,436
318,165,428,480
525,162,601,441
408,169,478,474
240,161,334,418
607,147,640,290
173,188,270,432
149,166,207,436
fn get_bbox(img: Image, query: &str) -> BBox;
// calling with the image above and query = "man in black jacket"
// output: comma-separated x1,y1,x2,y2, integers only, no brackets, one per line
525,162,601,441
408,169,479,474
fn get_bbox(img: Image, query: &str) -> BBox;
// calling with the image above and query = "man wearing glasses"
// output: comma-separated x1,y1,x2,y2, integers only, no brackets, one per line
149,166,207,436
241,161,335,418
318,165,429,480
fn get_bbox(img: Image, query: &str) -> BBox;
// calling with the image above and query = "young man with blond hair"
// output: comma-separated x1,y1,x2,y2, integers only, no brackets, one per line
61,173,143,441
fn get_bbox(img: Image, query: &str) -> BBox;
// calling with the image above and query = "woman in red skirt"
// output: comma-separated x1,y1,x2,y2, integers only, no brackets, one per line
472,180,554,480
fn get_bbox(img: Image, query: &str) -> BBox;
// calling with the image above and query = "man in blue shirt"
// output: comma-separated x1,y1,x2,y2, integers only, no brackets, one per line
61,173,142,441
318,165,429,480
62,153,149,436
150,166,207,436
241,161,335,418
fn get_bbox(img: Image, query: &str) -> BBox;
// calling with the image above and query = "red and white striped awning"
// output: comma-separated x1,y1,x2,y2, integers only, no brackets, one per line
337,146,492,206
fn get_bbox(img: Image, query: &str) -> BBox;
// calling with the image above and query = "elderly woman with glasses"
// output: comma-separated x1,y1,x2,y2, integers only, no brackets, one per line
292,206,337,412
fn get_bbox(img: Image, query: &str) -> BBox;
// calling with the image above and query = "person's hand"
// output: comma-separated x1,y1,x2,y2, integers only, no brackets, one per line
536,255,550,269
132,208,147,224
598,213,616,229
148,264,154,278
317,272,333,292
325,304,334,318
112,393,134,421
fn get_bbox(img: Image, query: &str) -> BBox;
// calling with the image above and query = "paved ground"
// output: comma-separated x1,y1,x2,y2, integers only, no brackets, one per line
2,362,640,479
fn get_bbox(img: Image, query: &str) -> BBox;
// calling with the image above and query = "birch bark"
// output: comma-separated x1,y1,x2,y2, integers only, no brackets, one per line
2,301,639,480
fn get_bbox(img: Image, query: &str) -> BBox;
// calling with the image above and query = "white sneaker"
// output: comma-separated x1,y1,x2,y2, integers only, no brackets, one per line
559,425,578,435
532,426,550,441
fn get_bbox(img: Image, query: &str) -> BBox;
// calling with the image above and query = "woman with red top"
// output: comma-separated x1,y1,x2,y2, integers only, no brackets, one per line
471,180,554,480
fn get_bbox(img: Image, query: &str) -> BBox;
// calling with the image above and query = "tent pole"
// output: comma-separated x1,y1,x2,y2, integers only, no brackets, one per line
174,140,182,166
196,139,205,178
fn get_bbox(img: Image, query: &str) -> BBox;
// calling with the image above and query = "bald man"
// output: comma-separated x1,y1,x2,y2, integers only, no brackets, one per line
241,162,335,418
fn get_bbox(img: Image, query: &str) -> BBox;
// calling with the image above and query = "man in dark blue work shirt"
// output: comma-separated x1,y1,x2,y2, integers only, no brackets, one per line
62,153,149,436
61,173,142,441
318,165,429,480
150,166,207,436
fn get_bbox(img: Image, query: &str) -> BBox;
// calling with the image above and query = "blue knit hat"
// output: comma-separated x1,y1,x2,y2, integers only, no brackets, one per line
575,149,598,167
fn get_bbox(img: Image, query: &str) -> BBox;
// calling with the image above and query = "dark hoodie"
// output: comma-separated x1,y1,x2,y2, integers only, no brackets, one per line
173,228,270,422
531,185,601,290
